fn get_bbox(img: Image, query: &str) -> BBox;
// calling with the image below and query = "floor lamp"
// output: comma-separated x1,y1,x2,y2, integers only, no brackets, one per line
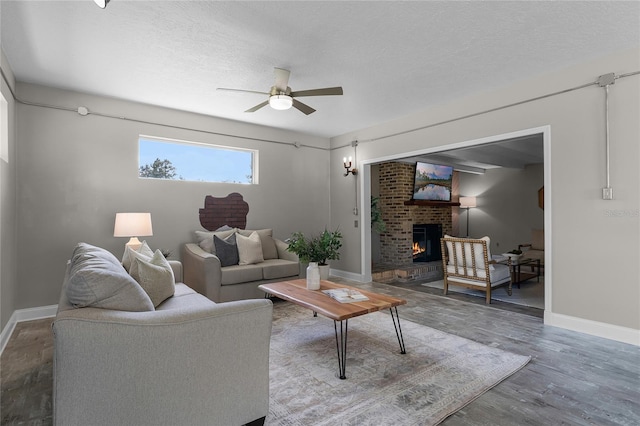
459,196,476,237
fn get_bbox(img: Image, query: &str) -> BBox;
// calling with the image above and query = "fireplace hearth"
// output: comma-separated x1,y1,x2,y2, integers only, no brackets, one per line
413,224,443,263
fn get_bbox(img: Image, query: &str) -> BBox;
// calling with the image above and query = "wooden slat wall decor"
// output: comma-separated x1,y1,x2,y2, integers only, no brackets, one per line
198,193,249,231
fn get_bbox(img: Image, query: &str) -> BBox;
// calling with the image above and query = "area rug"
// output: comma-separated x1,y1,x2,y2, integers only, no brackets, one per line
422,279,545,309
266,302,531,425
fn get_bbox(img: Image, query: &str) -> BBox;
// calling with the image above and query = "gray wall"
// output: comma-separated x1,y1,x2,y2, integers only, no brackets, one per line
330,48,639,332
13,83,332,310
458,164,544,252
1,48,17,330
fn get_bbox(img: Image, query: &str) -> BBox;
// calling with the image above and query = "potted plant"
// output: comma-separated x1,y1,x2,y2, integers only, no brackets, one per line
371,196,386,233
287,228,343,280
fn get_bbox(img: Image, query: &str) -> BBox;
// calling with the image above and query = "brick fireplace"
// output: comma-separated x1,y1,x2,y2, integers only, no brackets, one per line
377,162,455,269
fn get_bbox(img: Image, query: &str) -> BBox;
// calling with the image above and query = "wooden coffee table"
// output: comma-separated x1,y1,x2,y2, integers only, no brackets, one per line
259,279,407,379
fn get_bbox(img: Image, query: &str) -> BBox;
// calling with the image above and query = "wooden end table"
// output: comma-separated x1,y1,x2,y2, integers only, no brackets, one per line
259,279,407,380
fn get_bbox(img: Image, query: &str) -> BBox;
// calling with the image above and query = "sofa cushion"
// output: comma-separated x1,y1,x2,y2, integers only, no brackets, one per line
261,259,300,280
221,264,264,285
67,243,154,312
121,241,154,272
195,228,237,254
129,249,175,307
237,229,278,260
214,233,239,267
155,283,215,311
447,263,510,286
236,231,265,265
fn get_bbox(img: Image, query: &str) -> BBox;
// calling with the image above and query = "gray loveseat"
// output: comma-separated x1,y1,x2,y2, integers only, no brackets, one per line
182,228,300,303
53,243,273,426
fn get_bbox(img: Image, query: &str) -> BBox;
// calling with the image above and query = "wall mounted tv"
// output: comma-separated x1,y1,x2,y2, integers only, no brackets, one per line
412,162,454,201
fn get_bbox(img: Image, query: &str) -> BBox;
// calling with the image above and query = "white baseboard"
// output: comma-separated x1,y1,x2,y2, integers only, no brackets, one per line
0,305,58,355
545,311,640,347
330,268,368,283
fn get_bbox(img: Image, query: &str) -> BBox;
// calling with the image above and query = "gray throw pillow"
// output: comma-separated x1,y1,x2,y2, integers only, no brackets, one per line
67,243,154,312
129,249,175,307
214,233,239,267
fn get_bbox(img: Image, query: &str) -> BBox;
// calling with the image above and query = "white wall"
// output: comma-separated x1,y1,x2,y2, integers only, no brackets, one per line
459,164,544,252
0,48,17,330
330,48,639,337
14,83,331,309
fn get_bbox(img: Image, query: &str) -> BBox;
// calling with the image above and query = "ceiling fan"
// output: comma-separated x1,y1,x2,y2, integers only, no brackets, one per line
217,68,343,115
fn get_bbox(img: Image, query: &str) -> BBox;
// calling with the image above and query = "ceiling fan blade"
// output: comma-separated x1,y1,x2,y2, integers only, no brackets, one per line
274,68,291,92
290,86,343,97
245,100,269,113
292,99,316,115
217,88,269,96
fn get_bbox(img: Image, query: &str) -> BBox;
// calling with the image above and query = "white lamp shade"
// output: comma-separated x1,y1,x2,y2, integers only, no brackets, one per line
269,94,293,110
94,0,110,8
114,213,153,237
459,196,477,208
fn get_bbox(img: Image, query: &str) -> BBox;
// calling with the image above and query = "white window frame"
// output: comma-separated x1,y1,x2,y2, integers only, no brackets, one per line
138,135,258,184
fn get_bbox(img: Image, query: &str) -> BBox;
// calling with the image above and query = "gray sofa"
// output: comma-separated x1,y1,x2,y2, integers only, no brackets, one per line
53,243,273,426
183,228,300,303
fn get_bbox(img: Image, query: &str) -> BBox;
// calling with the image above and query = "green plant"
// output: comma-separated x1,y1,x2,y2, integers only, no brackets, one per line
371,196,386,233
286,229,343,265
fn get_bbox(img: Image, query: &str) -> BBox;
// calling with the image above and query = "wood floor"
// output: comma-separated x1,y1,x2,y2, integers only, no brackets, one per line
2,279,639,425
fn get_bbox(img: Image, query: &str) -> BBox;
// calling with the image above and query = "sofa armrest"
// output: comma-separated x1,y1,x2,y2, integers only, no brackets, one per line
275,238,299,262
168,260,182,283
53,298,273,426
182,243,222,302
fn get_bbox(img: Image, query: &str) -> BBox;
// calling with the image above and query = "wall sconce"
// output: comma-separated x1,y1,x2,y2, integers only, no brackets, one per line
459,196,477,237
114,212,153,252
343,156,358,177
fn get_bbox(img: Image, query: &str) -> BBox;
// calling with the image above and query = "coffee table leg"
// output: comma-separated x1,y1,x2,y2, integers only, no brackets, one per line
390,307,407,354
334,320,348,380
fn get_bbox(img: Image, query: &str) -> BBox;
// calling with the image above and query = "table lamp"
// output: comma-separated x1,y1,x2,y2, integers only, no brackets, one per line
113,212,153,251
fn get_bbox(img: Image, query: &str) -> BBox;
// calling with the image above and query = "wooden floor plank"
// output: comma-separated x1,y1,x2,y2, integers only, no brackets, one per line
1,279,638,425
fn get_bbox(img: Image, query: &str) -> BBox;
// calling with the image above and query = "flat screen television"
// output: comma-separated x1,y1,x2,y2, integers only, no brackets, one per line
412,162,454,201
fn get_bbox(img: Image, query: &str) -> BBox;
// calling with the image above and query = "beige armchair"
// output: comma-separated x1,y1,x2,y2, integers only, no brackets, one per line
440,236,513,304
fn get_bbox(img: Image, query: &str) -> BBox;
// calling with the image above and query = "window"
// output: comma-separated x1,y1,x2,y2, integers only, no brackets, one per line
1,93,8,163
138,136,257,184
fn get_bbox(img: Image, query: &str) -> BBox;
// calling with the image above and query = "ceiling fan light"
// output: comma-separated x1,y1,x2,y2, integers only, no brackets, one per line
269,94,293,110
94,0,110,8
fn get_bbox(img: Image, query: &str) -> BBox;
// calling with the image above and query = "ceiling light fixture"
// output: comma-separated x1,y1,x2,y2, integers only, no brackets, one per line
94,0,110,9
269,94,293,110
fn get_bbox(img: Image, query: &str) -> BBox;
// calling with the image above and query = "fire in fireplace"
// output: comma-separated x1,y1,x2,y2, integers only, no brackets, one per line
413,224,443,263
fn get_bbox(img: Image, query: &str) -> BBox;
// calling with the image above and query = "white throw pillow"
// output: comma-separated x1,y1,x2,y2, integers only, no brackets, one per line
236,231,264,265
464,236,493,271
445,235,494,271
129,249,175,307
121,240,154,272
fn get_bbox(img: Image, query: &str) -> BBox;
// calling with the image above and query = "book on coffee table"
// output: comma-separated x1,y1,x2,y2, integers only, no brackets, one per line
322,288,369,303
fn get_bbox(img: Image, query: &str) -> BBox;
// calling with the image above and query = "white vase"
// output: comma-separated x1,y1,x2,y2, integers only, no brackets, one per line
318,264,330,280
306,262,321,290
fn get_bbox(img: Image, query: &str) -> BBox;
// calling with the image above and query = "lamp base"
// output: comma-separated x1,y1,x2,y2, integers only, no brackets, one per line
125,237,143,252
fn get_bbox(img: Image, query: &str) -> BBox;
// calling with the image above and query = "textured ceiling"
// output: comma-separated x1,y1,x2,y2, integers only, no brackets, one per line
1,1,639,138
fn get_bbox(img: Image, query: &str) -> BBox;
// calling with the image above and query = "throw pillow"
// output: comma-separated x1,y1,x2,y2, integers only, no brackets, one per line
214,233,239,267
236,231,264,265
129,249,175,307
237,229,277,260
122,241,154,272
444,235,463,266
67,243,154,312
195,228,236,254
